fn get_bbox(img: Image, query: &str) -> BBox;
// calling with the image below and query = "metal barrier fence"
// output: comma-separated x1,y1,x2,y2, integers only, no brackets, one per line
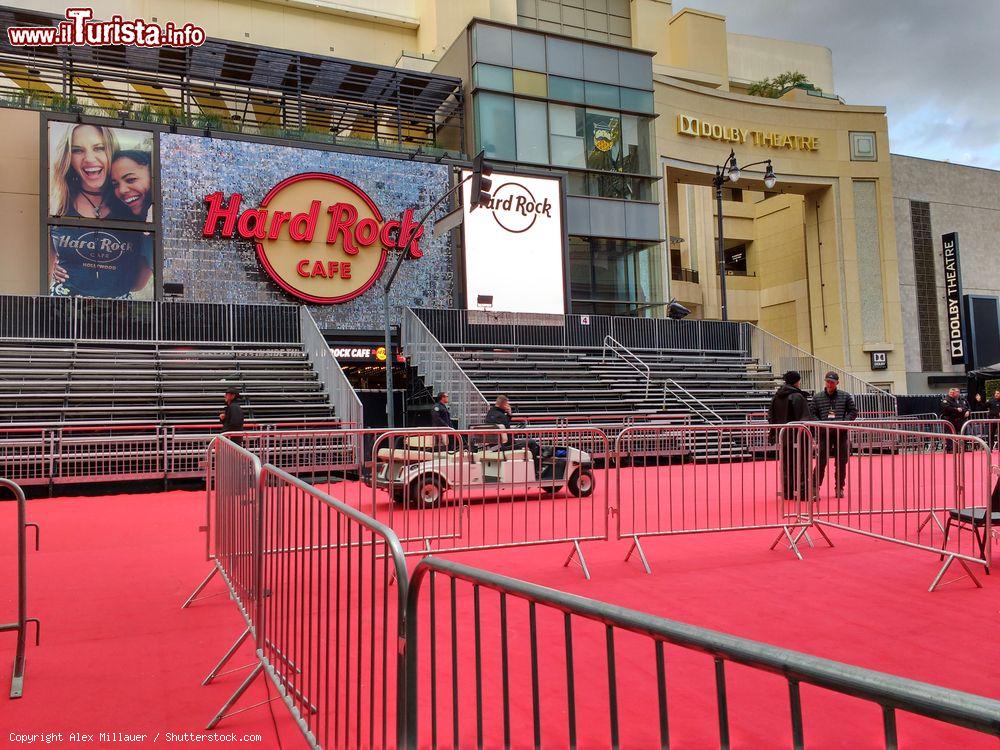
403,556,1000,750
615,424,815,571
0,478,40,699
850,418,955,453
0,294,299,344
0,420,353,487
411,307,744,353
366,427,609,578
806,423,994,591
962,418,1000,450
182,439,410,748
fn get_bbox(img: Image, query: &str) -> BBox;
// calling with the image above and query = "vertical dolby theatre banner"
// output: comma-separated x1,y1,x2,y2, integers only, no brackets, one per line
941,232,965,366
159,133,452,329
46,121,156,299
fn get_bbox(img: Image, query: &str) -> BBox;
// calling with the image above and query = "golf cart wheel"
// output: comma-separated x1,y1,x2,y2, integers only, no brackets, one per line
568,469,594,498
407,475,445,507
541,485,561,495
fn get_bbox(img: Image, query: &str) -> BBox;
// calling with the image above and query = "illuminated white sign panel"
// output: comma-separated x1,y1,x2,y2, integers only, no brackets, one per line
461,171,565,314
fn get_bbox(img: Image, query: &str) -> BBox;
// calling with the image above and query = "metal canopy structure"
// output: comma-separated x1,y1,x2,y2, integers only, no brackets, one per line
0,5,464,152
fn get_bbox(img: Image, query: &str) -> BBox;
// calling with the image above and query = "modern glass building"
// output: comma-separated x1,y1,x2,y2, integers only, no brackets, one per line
435,20,665,316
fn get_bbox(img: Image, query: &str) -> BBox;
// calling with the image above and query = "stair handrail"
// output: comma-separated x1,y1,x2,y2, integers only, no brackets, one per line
299,307,363,428
401,308,489,429
662,377,725,424
603,335,724,423
602,335,652,398
741,322,897,416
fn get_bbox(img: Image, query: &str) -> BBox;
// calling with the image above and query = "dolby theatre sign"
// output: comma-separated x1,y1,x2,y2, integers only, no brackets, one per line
202,172,425,304
676,113,820,152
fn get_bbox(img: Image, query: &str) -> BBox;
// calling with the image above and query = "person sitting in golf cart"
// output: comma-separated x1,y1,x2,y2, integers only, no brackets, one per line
484,395,540,460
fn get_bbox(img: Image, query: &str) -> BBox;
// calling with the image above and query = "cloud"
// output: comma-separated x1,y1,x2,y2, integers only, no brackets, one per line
671,0,1000,169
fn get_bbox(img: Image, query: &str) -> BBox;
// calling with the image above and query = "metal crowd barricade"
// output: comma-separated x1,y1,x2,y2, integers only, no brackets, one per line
0,478,40,699
368,427,610,578
962,418,1000,451
0,426,57,487
181,437,262,621
403,556,1000,750
807,423,994,591
850,418,955,454
614,423,815,572
218,465,411,747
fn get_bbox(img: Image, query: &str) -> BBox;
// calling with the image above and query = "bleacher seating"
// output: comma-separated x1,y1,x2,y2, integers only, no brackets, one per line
0,340,337,425
445,345,776,423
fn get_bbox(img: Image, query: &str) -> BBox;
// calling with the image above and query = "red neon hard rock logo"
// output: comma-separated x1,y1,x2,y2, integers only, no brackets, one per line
202,172,424,304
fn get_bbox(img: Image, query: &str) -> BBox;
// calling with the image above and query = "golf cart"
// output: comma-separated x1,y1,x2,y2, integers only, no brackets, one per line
368,426,595,507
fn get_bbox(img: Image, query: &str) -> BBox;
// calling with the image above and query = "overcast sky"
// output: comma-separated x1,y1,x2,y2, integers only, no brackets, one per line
672,0,1000,170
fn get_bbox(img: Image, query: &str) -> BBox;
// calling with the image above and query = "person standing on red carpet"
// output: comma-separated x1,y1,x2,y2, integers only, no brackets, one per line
767,371,811,501
220,386,245,446
810,371,857,498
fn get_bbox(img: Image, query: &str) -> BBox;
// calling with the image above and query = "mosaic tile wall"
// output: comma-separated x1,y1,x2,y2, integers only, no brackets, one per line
159,133,454,330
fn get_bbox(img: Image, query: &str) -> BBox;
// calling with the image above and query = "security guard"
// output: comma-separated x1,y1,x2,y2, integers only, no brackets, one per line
430,392,453,428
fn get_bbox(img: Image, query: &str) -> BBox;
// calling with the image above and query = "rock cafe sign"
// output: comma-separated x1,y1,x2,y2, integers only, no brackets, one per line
202,172,425,304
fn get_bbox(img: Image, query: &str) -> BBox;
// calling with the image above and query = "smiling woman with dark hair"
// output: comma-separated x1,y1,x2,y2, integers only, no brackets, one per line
110,149,154,221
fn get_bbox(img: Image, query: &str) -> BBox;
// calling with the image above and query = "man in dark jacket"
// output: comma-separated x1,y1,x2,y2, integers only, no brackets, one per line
767,371,811,501
940,388,970,437
986,389,1000,448
810,371,857,498
430,392,453,428
220,386,245,446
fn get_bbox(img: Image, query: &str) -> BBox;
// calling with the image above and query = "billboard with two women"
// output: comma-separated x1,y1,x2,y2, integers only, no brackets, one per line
46,122,155,300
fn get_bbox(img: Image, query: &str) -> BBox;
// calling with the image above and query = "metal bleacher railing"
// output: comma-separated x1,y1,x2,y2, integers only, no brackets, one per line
401,308,489,429
410,307,745,353
0,477,40,699
0,294,300,344
740,322,897,416
185,432,1000,749
300,306,363,429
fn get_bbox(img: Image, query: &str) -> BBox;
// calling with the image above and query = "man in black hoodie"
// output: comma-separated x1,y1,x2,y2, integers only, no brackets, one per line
767,371,811,500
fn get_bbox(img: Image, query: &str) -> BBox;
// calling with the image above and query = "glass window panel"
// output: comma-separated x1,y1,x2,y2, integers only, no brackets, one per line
584,81,620,108
620,87,653,113
515,99,549,163
474,63,514,92
569,237,592,298
548,75,585,103
565,170,589,196
513,69,547,97
475,93,516,160
549,104,586,167
620,114,652,175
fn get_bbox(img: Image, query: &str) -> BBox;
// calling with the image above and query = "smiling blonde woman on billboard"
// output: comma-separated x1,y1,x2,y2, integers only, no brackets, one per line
49,123,121,219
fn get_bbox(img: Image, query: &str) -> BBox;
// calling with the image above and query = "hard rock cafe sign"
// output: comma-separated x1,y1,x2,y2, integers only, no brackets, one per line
202,172,425,304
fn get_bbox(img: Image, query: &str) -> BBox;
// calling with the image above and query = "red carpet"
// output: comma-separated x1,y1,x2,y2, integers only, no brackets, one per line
1,487,998,749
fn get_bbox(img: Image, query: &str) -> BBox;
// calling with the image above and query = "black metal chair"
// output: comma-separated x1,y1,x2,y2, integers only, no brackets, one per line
941,472,1000,573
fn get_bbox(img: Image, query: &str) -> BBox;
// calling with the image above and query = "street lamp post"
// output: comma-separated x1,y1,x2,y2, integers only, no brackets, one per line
382,152,491,427
712,149,777,321
382,171,473,428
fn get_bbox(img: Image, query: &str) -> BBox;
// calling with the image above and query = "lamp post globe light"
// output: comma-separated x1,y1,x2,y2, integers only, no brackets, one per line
712,150,777,321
